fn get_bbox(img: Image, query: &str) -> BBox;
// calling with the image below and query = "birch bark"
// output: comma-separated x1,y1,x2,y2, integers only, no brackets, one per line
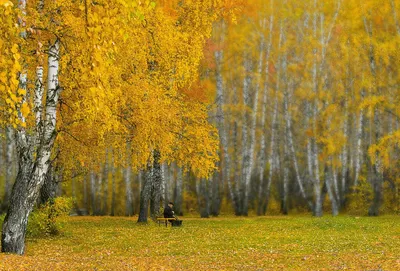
2,127,14,212
242,33,263,215
257,10,274,215
2,38,61,254
138,162,153,223
214,32,237,213
264,21,284,213
125,145,133,216
150,150,162,219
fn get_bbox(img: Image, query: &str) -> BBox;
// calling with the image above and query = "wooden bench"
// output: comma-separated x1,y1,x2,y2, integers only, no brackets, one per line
156,217,177,227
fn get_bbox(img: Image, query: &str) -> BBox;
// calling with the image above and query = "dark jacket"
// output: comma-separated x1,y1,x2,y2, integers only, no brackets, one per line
163,205,174,218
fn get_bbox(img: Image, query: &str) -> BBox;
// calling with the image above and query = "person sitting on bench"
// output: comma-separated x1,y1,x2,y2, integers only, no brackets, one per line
163,201,183,226
163,202,177,222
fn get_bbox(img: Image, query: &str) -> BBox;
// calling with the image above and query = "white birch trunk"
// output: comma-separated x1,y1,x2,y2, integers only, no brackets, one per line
90,171,96,214
340,101,348,203
242,33,264,215
257,10,274,215
214,43,237,211
265,21,284,212
284,85,313,210
102,152,109,215
391,0,400,35
163,163,170,204
282,132,289,215
110,166,116,216
3,127,14,210
34,66,44,128
312,0,323,217
2,39,61,254
125,144,133,216
240,53,251,215
325,165,339,216
354,108,364,187
333,166,340,204
83,175,88,213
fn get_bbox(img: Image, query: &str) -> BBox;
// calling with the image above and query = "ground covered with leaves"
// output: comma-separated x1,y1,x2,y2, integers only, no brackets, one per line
0,215,399,270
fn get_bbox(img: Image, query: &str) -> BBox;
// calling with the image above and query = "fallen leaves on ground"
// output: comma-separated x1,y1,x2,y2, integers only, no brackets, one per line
0,215,399,270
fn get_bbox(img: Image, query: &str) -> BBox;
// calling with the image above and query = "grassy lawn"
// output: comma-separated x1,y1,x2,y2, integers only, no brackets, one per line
0,215,399,270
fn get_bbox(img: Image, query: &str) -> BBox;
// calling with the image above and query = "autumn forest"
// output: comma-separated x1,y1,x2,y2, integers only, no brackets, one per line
1,0,400,260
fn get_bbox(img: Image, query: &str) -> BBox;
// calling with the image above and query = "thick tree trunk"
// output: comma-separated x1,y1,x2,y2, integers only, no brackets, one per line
150,150,162,219
2,39,60,254
137,163,153,223
325,165,339,216
39,164,58,204
1,155,33,254
1,127,14,212
312,135,323,217
197,178,210,218
210,173,221,216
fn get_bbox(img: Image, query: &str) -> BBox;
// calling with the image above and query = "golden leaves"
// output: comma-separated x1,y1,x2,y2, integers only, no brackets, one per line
21,102,30,118
52,0,221,177
0,3,22,128
0,0,12,7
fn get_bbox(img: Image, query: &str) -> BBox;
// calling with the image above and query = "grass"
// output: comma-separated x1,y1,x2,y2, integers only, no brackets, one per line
0,215,399,270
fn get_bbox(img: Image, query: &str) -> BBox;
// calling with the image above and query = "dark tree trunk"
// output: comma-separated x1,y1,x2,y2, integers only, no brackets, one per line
90,172,97,215
1,150,33,254
2,39,60,254
210,173,221,216
124,146,133,216
40,165,58,205
2,129,56,254
197,178,210,218
110,167,116,216
83,176,88,213
1,127,14,213
137,163,153,223
173,166,183,216
150,150,162,219
163,164,170,207
368,164,383,216
369,110,383,216
101,151,109,215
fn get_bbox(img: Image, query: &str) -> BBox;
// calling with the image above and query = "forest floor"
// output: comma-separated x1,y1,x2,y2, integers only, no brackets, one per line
0,215,399,270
